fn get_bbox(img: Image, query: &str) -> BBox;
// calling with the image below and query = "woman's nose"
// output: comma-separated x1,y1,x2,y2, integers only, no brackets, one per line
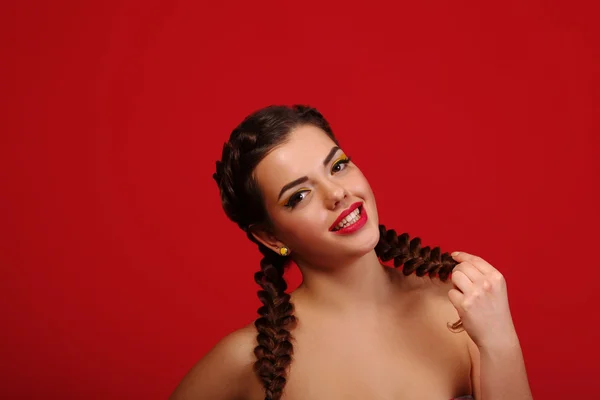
324,182,348,210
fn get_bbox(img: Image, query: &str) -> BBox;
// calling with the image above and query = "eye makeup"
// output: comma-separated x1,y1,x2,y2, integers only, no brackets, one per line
281,188,311,208
331,154,351,173
276,149,352,208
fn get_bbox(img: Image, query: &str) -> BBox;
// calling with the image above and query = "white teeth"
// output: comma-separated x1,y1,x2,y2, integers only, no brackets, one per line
335,207,361,230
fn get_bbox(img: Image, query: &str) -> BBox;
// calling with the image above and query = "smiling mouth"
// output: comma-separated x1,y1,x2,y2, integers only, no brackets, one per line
331,206,363,231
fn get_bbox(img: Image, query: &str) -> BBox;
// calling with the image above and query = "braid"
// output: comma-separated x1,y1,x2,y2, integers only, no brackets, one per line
213,114,300,399
375,224,463,330
213,105,463,399
251,234,295,400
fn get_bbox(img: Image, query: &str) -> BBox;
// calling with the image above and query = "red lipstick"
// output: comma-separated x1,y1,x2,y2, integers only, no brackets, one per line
329,202,368,234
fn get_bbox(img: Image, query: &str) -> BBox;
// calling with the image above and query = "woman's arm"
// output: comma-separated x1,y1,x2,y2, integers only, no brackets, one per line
170,325,258,400
468,335,532,400
447,252,532,400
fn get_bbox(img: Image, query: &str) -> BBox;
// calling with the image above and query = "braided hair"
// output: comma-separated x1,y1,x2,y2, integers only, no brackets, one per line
213,105,461,400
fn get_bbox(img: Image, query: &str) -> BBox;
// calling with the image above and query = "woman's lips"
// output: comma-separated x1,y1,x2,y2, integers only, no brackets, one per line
331,205,368,235
329,201,363,231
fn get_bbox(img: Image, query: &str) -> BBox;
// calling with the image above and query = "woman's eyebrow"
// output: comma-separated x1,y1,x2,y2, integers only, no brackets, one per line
276,146,341,201
277,176,309,201
322,146,341,166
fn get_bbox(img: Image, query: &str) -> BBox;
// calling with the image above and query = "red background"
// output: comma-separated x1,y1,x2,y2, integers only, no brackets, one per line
2,1,599,399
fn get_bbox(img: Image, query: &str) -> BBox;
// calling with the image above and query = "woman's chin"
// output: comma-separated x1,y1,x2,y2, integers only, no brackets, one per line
337,221,380,256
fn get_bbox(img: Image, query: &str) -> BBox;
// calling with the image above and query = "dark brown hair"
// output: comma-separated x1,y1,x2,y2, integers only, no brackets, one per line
213,105,461,400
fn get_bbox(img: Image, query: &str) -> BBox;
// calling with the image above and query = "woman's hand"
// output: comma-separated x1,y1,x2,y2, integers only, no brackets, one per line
448,251,519,350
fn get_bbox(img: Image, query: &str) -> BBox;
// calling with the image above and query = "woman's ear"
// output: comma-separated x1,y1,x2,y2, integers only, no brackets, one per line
249,224,287,255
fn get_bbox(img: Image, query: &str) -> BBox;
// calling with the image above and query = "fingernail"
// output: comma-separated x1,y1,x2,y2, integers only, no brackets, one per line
451,251,460,257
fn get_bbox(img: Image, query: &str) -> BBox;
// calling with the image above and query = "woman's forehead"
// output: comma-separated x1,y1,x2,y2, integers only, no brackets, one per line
254,126,338,197
272,125,335,162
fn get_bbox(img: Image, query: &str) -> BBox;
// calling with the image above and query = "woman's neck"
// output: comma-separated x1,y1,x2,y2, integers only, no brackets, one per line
292,250,397,314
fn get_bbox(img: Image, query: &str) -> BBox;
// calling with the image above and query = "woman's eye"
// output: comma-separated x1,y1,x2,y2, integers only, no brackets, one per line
332,157,351,174
285,190,311,208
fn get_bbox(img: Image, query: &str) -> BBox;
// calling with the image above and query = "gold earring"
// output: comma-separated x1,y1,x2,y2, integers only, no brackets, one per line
279,246,289,256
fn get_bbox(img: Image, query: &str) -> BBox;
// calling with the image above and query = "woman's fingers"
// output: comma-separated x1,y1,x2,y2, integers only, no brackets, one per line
451,251,496,275
447,288,465,312
451,269,474,294
454,261,484,283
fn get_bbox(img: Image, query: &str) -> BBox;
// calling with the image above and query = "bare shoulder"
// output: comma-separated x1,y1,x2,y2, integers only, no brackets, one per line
394,268,454,300
421,275,462,325
394,269,462,325
170,323,262,400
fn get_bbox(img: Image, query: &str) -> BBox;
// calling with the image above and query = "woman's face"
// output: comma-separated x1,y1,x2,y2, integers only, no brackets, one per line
253,124,380,267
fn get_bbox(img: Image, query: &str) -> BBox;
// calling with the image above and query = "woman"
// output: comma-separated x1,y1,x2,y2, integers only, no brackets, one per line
171,105,532,400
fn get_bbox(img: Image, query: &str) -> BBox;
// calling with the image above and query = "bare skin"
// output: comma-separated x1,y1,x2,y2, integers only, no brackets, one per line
172,269,474,400
171,124,530,400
